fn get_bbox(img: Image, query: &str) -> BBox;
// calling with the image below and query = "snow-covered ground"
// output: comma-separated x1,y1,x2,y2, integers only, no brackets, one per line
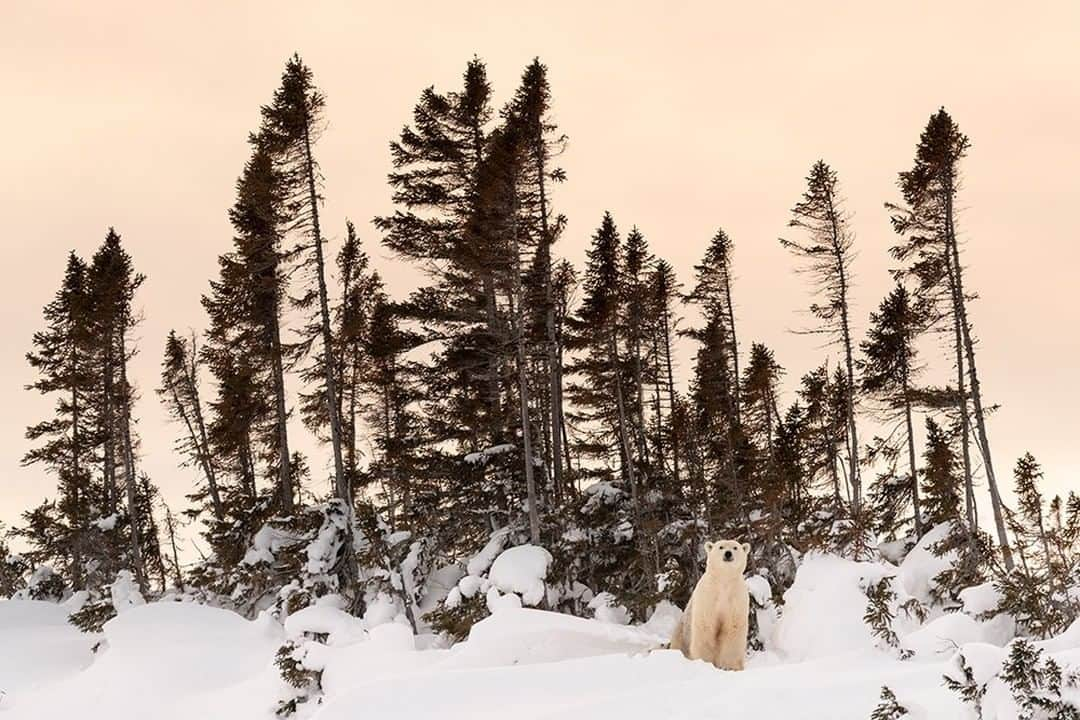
2,541,1077,719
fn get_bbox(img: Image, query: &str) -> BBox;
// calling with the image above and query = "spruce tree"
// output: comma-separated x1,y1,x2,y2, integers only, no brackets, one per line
261,55,350,518
890,109,1011,568
646,259,682,486
505,58,569,493
566,212,653,579
375,58,506,450
217,140,294,512
87,229,149,593
921,418,963,528
859,284,931,537
22,252,96,588
782,161,862,515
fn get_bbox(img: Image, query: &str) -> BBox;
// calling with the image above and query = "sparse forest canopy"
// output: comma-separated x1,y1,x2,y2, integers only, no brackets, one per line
9,57,1078,705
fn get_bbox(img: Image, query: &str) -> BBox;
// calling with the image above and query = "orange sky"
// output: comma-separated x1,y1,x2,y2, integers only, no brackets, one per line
3,1,1078,546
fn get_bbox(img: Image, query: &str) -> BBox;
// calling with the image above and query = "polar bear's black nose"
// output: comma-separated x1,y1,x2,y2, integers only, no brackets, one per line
723,549,733,561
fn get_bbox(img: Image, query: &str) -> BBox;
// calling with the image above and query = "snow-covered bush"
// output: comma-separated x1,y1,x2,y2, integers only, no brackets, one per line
944,638,1080,719
69,570,145,632
430,533,554,642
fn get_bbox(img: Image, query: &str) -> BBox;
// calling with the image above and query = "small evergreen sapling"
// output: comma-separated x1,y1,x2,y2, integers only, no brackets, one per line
871,685,911,720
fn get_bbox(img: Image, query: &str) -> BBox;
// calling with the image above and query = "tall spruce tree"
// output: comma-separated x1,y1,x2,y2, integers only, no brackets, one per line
567,213,653,579
375,58,506,450
88,229,149,592
782,161,862,515
505,59,569,493
207,140,295,513
22,253,96,588
260,55,349,511
890,108,1011,568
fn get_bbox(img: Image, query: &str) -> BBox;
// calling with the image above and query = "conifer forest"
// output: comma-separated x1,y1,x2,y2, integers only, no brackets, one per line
3,11,1079,718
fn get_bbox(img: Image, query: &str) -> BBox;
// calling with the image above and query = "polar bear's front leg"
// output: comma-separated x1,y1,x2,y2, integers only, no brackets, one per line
714,613,748,670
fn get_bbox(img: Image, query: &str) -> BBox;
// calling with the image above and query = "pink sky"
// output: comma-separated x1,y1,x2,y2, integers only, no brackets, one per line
3,1,1078,547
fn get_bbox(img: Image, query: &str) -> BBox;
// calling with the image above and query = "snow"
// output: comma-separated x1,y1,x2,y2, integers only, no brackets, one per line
902,612,985,658
958,581,1002,617
3,552,1078,719
93,514,119,531
587,592,632,625
897,522,954,603
466,529,509,577
772,554,895,660
487,544,552,606
110,570,145,614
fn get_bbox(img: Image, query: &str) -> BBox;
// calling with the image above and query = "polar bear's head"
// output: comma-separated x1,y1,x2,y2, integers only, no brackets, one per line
704,539,750,575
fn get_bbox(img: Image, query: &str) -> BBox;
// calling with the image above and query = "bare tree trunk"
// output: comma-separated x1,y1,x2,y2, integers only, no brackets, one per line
823,187,860,515
163,503,184,591
269,316,293,513
723,275,741,424
947,270,978,534
510,201,540,545
661,306,681,485
103,341,117,515
70,367,85,589
117,325,147,593
944,179,1011,568
301,120,359,598
611,334,655,580
903,392,923,537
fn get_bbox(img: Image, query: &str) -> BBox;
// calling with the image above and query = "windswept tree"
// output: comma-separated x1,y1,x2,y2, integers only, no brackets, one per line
859,284,932,537
782,161,861,516
889,108,1011,568
375,58,505,449
158,331,222,522
205,140,294,512
261,55,349,509
505,58,569,492
88,229,150,592
690,229,742,421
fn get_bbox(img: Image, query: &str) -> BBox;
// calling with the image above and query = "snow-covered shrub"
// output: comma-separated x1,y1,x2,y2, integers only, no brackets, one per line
274,638,323,716
746,573,778,652
870,686,912,720
69,570,145,632
429,534,554,642
945,639,1080,719
0,538,30,598
14,564,66,602
863,575,924,658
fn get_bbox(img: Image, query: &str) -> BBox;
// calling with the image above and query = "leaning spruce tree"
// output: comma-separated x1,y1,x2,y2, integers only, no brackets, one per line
782,161,862,517
890,109,1011,568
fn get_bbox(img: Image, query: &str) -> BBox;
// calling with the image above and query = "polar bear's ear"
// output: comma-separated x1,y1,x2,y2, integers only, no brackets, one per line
704,541,715,553
741,543,751,555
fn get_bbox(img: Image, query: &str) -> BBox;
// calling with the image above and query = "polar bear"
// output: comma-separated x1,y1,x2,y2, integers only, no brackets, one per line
669,539,750,671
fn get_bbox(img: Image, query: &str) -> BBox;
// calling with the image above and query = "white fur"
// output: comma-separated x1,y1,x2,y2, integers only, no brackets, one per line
669,539,750,671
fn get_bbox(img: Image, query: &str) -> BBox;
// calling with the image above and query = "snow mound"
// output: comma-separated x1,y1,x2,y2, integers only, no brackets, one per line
451,608,662,667
773,554,895,661
488,544,552,606
0,600,95,699
958,581,1001,617
902,612,984,659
